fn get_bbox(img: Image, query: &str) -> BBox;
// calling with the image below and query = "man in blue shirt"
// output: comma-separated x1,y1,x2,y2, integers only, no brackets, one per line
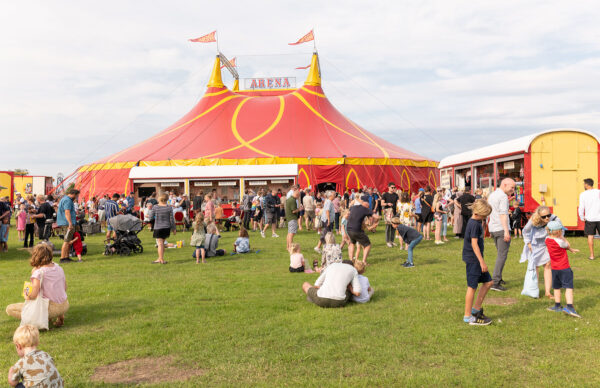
104,193,120,240
125,192,135,214
57,189,79,262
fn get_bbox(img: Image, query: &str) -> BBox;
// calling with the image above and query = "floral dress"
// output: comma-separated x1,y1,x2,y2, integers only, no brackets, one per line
321,243,342,269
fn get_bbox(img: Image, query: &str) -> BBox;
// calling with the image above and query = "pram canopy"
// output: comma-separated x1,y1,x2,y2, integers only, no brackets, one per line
108,214,142,232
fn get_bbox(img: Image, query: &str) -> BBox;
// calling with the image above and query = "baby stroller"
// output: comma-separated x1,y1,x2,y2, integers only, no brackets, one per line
104,214,143,256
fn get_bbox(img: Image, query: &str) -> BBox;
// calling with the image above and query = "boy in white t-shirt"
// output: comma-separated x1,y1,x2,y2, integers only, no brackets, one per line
352,261,374,303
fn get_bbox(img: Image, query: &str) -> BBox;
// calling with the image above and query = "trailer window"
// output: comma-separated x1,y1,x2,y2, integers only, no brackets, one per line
496,159,525,206
475,164,494,191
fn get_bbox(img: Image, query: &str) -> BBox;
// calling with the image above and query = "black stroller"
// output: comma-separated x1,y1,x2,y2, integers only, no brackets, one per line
104,214,143,256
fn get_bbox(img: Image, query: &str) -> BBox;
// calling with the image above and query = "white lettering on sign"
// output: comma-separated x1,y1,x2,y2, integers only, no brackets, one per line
244,77,296,90
193,181,213,187
161,182,181,187
218,181,238,186
270,179,290,184
249,181,267,186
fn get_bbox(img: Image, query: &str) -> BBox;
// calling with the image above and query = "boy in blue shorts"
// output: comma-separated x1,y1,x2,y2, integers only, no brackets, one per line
545,220,581,317
462,199,493,325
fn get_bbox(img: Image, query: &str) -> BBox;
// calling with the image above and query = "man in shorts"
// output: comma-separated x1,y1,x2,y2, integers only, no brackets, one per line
578,178,600,260
302,261,362,308
302,189,315,230
285,188,302,251
261,189,280,238
56,189,79,263
347,195,380,264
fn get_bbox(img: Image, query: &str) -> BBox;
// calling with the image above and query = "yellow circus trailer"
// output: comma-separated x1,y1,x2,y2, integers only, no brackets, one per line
438,128,600,230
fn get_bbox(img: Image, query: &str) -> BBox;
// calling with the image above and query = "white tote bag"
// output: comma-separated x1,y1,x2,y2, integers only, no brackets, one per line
20,272,49,330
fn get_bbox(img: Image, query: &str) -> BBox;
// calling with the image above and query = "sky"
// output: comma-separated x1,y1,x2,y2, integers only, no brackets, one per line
2,1,600,178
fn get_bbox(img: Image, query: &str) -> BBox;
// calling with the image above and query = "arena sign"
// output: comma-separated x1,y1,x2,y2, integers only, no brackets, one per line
244,77,296,90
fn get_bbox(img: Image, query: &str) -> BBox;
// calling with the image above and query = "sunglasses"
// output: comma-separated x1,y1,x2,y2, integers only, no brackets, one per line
541,214,552,219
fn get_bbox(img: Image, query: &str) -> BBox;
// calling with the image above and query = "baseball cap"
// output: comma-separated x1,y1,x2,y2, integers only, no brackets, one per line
418,188,425,192
547,220,563,231
360,195,370,202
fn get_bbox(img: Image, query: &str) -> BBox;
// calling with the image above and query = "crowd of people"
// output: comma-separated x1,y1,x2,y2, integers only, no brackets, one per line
1,176,600,385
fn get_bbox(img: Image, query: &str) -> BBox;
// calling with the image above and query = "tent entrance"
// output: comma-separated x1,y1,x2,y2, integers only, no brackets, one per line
317,182,336,192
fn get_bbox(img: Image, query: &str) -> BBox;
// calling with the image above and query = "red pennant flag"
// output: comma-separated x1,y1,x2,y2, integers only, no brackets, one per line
295,64,311,69
189,31,217,43
288,30,314,45
221,57,236,69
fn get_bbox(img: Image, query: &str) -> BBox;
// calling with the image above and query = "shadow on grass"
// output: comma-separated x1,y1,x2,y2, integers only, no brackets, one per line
574,278,600,289
576,295,598,311
65,298,147,328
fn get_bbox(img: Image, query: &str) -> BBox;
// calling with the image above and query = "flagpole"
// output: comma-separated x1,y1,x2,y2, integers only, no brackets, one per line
216,30,220,54
312,27,317,52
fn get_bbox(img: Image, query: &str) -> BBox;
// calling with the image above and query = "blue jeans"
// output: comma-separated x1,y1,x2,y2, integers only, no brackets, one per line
407,235,423,264
442,213,448,237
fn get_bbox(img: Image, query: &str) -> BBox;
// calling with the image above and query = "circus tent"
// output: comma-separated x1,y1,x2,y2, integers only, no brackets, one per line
73,52,438,201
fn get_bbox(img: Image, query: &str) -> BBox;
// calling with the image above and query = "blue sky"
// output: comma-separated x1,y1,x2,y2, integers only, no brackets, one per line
1,1,600,177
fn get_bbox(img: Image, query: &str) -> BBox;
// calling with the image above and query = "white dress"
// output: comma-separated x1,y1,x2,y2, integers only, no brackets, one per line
520,216,561,267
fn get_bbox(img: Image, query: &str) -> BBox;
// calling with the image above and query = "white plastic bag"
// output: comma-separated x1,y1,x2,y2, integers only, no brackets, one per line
20,272,49,330
521,260,539,299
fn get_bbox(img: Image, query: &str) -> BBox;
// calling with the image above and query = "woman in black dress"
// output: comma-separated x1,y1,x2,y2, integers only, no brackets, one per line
419,186,434,240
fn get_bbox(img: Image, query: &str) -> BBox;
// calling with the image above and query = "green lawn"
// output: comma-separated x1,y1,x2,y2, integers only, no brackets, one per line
1,224,599,387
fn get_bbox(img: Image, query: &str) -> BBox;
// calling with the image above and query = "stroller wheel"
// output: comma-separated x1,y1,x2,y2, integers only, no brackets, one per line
134,244,144,254
119,246,131,256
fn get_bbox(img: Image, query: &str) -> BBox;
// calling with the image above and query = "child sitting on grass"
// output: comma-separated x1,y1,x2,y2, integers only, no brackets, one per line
233,228,250,254
319,232,342,272
8,325,64,387
289,243,306,272
462,199,494,326
352,261,374,303
191,213,207,264
545,220,581,317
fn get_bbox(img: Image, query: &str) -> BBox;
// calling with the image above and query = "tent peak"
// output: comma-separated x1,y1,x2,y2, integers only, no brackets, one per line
304,52,321,87
207,55,224,88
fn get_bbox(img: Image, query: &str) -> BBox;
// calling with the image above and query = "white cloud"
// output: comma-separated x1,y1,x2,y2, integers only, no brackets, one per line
1,0,600,176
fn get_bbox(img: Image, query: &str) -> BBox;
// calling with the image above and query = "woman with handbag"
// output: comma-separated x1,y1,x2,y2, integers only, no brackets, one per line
520,206,560,299
6,244,69,328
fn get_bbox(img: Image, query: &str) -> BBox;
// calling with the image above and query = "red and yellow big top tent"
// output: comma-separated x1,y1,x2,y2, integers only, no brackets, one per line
73,52,438,199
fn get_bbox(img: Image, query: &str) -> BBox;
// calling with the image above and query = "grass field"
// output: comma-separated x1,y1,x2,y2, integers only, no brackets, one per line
1,224,599,387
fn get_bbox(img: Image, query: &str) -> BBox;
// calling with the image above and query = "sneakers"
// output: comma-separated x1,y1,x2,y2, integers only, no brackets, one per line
468,310,492,326
491,283,507,292
547,305,563,312
403,262,415,268
386,242,393,248
563,306,582,318
435,241,444,245
499,279,506,286
260,231,265,238
60,258,74,263
314,246,321,254
272,233,279,238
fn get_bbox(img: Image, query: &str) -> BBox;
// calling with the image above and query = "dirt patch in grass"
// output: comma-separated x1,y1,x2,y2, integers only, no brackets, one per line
486,297,518,306
90,356,205,385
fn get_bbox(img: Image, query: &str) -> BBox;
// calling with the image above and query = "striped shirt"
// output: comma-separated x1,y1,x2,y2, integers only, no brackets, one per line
149,205,175,231
104,200,119,221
